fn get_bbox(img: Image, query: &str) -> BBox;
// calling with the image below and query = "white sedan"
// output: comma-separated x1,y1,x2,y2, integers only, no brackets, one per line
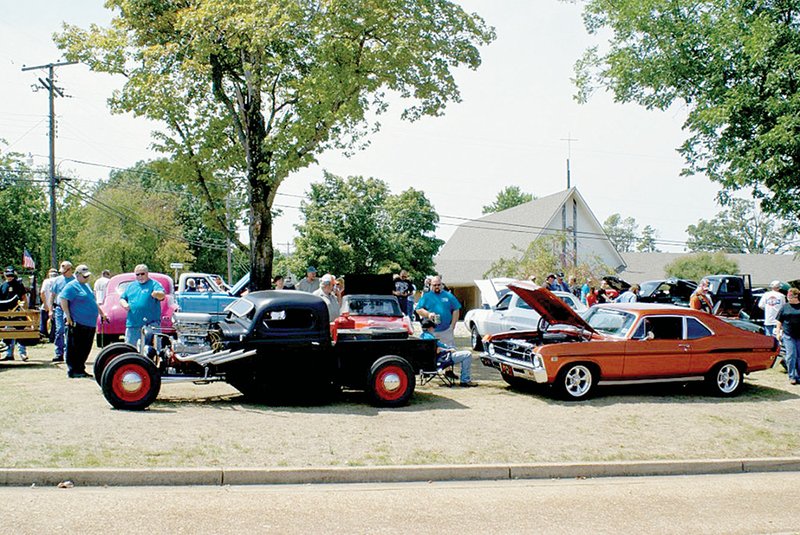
464,288,587,350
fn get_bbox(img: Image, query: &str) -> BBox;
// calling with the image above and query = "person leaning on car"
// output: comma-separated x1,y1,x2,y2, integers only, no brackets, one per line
415,275,461,347
689,278,714,313
119,264,165,347
60,265,108,378
775,287,800,386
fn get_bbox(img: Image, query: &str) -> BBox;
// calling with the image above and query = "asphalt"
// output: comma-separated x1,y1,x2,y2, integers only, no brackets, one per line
2,458,799,487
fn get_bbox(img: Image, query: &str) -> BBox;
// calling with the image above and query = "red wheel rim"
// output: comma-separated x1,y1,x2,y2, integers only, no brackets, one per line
111,363,151,402
374,365,408,401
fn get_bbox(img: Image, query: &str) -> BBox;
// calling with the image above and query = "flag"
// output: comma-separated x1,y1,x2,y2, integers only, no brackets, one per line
22,249,35,270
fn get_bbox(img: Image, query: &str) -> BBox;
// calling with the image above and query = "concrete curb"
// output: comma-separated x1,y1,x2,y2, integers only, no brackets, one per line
2,458,800,487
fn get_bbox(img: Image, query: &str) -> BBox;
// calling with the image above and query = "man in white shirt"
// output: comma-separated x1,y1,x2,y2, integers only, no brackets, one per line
39,268,58,341
313,274,340,319
94,270,111,303
758,280,786,337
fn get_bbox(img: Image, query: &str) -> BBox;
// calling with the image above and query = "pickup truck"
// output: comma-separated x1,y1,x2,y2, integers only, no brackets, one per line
705,274,764,323
92,290,438,410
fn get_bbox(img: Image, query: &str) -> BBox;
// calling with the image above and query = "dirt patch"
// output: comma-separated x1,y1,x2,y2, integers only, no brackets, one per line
1,342,798,469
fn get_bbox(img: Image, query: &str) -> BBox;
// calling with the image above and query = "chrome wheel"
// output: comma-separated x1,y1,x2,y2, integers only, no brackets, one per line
715,363,741,394
562,364,593,399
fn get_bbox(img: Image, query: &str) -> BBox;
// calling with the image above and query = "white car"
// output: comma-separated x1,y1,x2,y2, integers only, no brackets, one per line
463,279,587,350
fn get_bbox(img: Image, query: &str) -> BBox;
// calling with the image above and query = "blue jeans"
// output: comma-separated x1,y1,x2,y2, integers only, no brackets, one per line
439,349,472,383
125,323,159,348
764,324,776,337
783,335,800,381
53,306,66,359
4,339,27,359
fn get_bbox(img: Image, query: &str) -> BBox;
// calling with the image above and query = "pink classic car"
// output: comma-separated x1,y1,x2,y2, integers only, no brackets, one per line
95,272,178,347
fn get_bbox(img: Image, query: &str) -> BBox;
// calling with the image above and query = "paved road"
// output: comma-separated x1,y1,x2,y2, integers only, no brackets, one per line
1,472,795,534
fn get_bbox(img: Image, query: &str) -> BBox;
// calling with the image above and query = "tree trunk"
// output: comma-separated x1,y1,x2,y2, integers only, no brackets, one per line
249,177,273,291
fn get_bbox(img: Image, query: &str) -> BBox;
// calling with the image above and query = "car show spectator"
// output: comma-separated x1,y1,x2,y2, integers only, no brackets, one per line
119,264,165,347
415,275,461,346
184,278,198,292
93,269,111,303
393,270,414,317
545,273,558,291
775,287,800,385
569,276,581,298
49,261,75,363
60,265,107,378
689,278,714,313
420,318,477,387
616,284,640,303
313,274,340,319
580,278,591,304
555,273,570,292
297,266,320,293
758,280,787,337
39,267,58,341
272,275,285,289
1,266,28,361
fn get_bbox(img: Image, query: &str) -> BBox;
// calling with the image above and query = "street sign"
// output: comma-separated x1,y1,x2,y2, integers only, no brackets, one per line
169,262,184,269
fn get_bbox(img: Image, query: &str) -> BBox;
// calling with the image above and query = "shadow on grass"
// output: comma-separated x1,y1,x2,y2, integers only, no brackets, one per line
500,378,799,406
148,387,468,415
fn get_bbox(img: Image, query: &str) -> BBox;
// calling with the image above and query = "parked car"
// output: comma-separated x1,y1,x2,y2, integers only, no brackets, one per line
175,272,250,321
92,290,438,410
339,294,413,334
95,272,178,347
464,279,586,350
480,282,779,400
637,278,697,307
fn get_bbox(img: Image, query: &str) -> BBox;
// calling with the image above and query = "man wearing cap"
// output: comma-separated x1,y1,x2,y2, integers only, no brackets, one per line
313,274,341,320
39,268,58,342
1,266,29,361
759,280,787,337
60,265,107,378
545,273,559,291
297,266,320,293
49,261,75,363
119,264,165,347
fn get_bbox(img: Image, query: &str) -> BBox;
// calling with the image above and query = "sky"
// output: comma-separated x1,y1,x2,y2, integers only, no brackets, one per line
0,1,727,256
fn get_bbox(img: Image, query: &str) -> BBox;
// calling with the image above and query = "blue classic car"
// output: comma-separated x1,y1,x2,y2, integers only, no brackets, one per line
175,272,250,320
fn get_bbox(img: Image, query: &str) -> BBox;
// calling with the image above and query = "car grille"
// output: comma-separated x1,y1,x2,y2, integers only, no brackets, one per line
492,339,536,364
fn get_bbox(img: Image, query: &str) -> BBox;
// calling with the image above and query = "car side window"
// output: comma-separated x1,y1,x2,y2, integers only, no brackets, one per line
516,296,532,310
686,317,713,339
631,320,647,340
644,316,684,340
260,308,316,332
495,294,512,311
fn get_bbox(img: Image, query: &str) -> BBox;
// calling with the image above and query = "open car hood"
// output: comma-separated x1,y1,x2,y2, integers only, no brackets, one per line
508,281,597,334
474,278,515,308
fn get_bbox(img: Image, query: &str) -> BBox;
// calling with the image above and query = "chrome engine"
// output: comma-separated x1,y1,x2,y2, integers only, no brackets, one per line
172,312,218,354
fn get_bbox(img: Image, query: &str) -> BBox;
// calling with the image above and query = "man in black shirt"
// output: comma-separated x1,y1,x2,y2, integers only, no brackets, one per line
1,266,28,361
775,287,800,385
393,270,413,317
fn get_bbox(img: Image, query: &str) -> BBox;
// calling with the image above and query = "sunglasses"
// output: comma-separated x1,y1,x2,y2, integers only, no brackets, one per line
135,272,147,277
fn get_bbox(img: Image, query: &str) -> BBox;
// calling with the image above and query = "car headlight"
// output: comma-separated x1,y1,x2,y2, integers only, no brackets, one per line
487,343,495,356
532,354,544,369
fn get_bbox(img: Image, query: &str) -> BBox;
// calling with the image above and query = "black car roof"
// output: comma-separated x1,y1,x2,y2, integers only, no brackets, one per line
245,289,327,312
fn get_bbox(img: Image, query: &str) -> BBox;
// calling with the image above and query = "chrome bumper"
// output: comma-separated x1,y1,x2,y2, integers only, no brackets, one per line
480,352,548,384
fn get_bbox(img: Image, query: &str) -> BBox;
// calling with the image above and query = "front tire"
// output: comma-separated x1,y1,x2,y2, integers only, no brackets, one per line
470,325,483,351
101,354,161,410
367,356,415,407
556,363,595,401
93,342,138,386
707,362,743,397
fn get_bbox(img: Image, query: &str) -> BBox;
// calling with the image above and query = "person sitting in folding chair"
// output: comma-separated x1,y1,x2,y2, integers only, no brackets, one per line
420,318,477,387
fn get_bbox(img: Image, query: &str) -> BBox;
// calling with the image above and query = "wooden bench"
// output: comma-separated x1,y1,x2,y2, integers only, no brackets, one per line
0,307,41,341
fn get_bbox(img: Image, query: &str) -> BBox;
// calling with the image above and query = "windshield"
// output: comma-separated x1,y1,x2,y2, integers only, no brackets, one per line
639,281,661,296
225,297,255,319
583,307,636,337
342,296,402,317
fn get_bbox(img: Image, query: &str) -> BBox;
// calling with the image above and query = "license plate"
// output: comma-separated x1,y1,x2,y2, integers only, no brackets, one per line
500,363,513,377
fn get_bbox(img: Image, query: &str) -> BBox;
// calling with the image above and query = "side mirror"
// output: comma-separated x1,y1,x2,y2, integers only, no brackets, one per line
645,331,655,341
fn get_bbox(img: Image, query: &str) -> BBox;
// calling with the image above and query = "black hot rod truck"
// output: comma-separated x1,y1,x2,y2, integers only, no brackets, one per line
92,291,438,410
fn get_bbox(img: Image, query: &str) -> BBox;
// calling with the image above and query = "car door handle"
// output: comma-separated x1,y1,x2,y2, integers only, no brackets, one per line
678,343,690,350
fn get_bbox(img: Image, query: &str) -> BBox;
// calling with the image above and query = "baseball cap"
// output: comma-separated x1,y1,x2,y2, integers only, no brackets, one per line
307,266,317,273
4,265,16,276
74,264,92,277
420,318,436,329
320,274,334,285
770,280,782,289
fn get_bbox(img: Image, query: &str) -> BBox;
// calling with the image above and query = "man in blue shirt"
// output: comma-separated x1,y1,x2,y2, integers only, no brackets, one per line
120,264,165,347
49,261,75,363
616,284,640,303
60,265,107,378
415,275,461,347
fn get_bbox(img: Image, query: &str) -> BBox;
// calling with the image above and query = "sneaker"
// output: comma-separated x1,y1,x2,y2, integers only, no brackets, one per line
1,356,13,361
20,354,28,362
68,372,91,379
52,357,64,363
459,381,479,388
791,379,798,385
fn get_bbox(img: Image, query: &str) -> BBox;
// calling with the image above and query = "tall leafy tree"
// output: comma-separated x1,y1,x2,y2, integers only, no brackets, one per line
665,252,739,281
0,141,48,273
637,225,661,252
56,0,494,289
292,172,442,280
686,198,796,254
602,213,638,253
482,185,535,214
575,0,800,220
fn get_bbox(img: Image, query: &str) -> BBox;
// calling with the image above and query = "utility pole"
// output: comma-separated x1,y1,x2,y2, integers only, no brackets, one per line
22,60,77,270
225,195,233,285
560,134,579,268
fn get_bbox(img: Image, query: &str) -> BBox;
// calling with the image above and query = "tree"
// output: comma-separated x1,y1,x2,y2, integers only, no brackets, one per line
482,185,535,214
0,141,49,273
637,225,661,252
665,252,739,281
56,1,494,290
575,0,800,221
686,199,797,254
484,233,611,283
292,172,442,281
602,213,638,253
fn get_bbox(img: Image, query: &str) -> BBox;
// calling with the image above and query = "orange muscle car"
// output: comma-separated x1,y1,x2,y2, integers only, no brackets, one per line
480,282,779,400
